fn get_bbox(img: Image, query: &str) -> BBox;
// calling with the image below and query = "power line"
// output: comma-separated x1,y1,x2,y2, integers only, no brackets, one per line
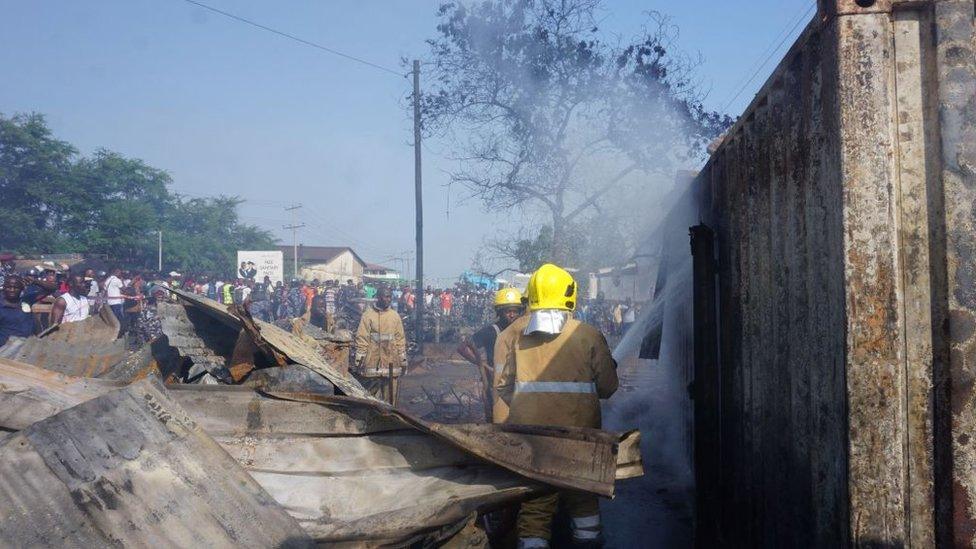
271,200,396,258
179,191,393,256
720,2,816,113
300,214,395,258
178,0,405,77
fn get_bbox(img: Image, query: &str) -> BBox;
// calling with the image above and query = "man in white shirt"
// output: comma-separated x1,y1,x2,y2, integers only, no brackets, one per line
104,268,125,324
50,274,91,325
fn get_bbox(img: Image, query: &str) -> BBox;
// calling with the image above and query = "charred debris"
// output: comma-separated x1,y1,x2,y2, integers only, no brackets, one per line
0,287,642,547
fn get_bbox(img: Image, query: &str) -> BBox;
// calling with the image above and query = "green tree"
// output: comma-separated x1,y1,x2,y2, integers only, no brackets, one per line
0,112,277,272
161,196,277,275
487,218,629,274
421,0,732,262
70,150,172,262
0,112,77,252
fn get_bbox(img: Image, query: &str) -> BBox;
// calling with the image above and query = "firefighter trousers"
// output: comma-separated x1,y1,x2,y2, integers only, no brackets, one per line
358,375,400,406
517,491,601,546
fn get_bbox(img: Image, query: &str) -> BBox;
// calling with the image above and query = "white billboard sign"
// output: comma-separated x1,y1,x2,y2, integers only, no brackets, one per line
236,250,283,285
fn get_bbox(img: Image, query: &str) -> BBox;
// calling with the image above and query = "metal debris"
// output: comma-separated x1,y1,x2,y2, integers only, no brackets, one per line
0,306,130,378
0,293,644,545
158,300,237,383
0,360,641,495
165,287,369,399
0,357,124,432
0,360,641,543
0,377,313,547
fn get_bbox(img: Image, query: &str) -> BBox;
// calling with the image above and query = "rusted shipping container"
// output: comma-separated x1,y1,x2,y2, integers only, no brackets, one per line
645,0,975,546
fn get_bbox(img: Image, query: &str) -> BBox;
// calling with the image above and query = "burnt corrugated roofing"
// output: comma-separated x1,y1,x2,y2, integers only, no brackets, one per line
0,306,130,378
157,300,234,382
0,378,313,547
165,287,369,398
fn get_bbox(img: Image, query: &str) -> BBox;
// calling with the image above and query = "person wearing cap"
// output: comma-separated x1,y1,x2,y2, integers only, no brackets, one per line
494,263,618,548
458,286,526,545
0,276,34,347
21,269,58,305
457,287,525,423
239,261,257,280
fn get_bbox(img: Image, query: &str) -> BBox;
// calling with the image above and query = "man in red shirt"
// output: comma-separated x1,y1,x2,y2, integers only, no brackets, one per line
301,280,317,319
439,289,453,316
403,287,416,313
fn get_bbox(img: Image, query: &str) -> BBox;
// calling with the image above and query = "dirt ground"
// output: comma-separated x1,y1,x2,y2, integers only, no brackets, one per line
400,355,488,423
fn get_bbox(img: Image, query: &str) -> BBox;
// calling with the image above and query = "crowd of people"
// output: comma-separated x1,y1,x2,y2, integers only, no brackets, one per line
0,250,643,362
0,256,173,347
171,275,412,332
577,293,640,339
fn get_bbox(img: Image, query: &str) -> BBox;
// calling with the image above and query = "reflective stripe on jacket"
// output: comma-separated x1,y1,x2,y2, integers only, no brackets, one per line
494,316,617,428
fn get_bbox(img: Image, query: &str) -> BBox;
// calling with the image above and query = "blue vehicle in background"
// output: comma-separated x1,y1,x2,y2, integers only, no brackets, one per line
459,271,498,290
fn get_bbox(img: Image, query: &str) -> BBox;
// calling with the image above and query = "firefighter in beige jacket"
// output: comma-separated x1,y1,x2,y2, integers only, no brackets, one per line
494,263,618,548
354,286,406,405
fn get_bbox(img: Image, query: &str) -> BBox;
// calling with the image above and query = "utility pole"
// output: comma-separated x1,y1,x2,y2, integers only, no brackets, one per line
157,230,162,272
284,204,304,279
412,59,425,357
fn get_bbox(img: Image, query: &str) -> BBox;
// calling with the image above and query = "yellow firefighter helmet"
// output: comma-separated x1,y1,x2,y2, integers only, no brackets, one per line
494,287,523,308
526,263,576,311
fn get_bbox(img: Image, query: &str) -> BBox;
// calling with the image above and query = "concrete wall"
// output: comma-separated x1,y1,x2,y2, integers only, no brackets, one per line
663,1,976,546
299,250,364,283
590,266,656,303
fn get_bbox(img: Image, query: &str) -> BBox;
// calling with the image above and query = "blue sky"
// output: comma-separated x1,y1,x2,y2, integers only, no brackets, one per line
0,0,812,280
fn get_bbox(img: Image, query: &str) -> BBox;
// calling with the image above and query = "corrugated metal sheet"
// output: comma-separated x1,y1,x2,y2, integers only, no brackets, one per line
643,0,976,545
169,385,542,545
157,300,235,382
207,387,640,498
0,306,129,378
0,361,641,544
0,357,124,432
165,288,369,399
0,360,640,491
0,377,312,547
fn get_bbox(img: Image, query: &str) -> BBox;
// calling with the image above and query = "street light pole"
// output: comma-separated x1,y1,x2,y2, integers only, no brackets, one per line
158,230,162,271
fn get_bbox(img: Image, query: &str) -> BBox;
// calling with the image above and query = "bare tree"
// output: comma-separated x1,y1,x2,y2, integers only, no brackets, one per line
421,0,731,264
